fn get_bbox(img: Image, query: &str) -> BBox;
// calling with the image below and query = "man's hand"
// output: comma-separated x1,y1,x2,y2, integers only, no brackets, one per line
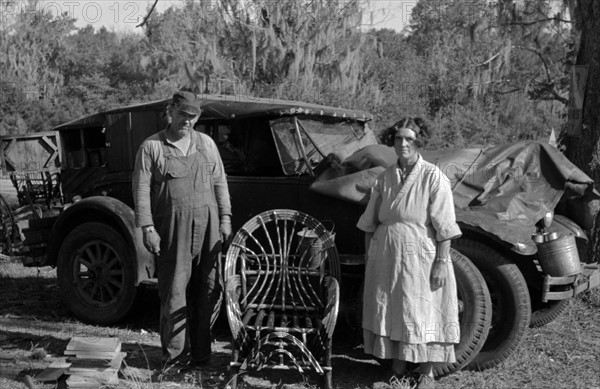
220,221,232,243
220,215,233,244
430,260,449,290
143,229,161,255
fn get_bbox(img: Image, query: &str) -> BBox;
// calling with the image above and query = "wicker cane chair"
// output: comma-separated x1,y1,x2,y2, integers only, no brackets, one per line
224,209,340,389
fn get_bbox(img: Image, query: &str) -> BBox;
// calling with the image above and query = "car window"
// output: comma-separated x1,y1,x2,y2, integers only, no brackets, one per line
270,117,376,176
196,123,209,135
298,118,374,162
209,121,283,177
270,118,302,175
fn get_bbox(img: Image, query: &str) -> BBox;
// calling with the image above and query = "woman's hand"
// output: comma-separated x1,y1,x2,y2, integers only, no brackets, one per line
431,239,451,289
143,229,161,255
431,260,449,289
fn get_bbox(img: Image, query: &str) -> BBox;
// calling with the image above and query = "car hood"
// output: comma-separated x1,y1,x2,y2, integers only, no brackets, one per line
310,141,597,246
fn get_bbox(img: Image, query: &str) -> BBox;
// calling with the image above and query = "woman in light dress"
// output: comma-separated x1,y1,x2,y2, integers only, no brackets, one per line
357,118,462,389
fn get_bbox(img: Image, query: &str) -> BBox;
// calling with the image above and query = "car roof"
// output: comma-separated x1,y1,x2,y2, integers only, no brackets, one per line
53,94,373,131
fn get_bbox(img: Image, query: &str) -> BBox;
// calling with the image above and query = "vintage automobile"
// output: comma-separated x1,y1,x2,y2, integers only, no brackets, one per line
1,94,598,377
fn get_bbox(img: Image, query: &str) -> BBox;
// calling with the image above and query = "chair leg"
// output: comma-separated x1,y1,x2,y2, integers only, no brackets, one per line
320,371,332,389
227,349,240,389
227,365,238,389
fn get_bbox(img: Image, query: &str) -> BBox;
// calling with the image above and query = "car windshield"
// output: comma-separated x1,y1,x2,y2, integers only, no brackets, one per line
270,117,377,176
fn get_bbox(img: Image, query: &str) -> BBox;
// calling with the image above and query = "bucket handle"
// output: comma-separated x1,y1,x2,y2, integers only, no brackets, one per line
322,219,335,235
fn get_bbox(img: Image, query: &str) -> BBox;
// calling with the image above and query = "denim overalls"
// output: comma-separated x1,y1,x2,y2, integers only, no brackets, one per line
155,131,223,364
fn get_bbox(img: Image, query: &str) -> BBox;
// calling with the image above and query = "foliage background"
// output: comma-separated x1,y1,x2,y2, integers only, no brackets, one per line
0,0,575,150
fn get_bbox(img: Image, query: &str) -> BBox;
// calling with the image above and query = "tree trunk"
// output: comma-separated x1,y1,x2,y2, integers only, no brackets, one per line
565,0,600,179
565,0,600,261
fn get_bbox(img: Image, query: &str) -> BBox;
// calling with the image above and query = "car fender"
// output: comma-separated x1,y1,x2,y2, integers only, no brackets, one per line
46,196,155,285
459,215,588,258
457,222,512,248
547,214,588,240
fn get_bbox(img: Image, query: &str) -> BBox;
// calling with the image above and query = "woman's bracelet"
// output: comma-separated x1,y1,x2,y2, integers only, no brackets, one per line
436,257,453,264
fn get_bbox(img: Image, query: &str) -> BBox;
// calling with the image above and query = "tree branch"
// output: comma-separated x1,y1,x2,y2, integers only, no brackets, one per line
471,44,568,105
501,17,573,26
512,45,552,83
494,87,521,95
549,89,569,105
472,52,501,67
136,0,159,28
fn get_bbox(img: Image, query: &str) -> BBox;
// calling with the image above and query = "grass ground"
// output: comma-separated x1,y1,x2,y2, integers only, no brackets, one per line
0,257,599,389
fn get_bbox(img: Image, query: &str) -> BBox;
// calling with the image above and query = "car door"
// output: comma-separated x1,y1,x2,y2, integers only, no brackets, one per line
198,119,302,233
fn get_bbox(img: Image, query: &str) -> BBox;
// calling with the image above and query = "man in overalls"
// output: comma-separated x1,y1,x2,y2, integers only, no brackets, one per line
132,91,232,370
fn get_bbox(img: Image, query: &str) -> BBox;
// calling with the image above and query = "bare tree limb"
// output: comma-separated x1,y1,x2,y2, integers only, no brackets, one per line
512,45,552,83
472,52,501,67
533,93,568,104
500,17,573,26
549,89,569,105
512,45,568,106
494,87,521,95
470,44,568,105
137,0,159,28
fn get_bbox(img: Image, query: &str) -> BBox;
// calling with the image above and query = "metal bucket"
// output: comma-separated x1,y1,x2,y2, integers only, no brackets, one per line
297,229,335,270
536,234,581,277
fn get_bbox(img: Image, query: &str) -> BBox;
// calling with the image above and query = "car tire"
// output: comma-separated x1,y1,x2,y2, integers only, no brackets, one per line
453,239,531,371
530,300,569,328
518,258,570,328
433,248,492,377
57,222,137,324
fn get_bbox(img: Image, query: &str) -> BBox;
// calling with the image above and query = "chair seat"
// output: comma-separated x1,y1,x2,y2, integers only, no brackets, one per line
243,308,323,333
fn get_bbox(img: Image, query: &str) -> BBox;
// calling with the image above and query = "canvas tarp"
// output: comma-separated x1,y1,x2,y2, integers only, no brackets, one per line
309,141,597,246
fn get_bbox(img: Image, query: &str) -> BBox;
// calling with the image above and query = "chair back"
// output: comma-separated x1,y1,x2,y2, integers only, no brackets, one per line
225,209,339,328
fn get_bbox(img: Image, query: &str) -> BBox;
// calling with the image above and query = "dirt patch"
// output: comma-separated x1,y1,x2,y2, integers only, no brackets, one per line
1,257,599,389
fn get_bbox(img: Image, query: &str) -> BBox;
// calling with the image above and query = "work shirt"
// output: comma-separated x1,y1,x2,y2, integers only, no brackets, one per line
132,129,232,228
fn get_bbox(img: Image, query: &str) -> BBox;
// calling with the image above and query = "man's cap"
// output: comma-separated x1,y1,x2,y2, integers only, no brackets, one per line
172,91,201,116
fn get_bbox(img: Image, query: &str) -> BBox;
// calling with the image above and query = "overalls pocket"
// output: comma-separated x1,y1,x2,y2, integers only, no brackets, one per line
165,157,193,200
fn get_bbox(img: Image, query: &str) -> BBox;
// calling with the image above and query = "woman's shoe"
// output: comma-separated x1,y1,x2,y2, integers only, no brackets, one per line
416,374,435,389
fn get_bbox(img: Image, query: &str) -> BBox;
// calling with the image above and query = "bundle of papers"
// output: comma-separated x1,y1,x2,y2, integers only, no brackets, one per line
63,337,125,388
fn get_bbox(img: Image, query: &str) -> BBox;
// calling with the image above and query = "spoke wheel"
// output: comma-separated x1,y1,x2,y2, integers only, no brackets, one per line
71,240,125,307
58,222,137,324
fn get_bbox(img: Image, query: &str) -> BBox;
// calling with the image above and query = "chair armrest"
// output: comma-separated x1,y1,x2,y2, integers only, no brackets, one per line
225,274,244,340
321,276,340,339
